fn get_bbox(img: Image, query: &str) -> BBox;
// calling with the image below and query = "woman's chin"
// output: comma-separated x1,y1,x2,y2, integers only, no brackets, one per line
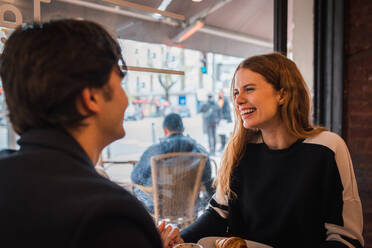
243,120,256,129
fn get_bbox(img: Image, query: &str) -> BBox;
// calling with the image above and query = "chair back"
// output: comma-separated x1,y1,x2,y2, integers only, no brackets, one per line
100,160,138,192
151,152,207,228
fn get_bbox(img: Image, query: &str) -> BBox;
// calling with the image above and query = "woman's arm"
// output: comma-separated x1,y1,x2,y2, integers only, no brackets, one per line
319,133,364,248
181,193,229,243
181,207,227,243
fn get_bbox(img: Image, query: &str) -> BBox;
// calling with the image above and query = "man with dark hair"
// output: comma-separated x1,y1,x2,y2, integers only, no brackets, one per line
0,20,167,247
131,113,214,213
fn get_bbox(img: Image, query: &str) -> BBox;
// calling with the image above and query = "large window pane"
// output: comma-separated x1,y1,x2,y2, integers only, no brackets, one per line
0,0,274,179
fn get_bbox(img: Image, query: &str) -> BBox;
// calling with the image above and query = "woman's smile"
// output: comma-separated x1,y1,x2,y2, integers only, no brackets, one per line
234,68,282,130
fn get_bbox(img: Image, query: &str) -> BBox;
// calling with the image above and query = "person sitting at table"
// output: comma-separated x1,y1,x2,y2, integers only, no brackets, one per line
0,19,180,248
131,113,214,213
163,53,364,247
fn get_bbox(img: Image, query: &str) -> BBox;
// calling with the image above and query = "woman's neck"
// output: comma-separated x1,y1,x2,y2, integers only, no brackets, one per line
260,124,297,150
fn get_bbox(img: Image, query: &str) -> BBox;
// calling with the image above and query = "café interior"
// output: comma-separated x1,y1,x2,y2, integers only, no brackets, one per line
0,0,370,245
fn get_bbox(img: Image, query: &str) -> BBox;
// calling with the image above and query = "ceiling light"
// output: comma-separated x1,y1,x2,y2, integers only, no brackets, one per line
158,0,173,11
172,20,204,43
192,0,203,2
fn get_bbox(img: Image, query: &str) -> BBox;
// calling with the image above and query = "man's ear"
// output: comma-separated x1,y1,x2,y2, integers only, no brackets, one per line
77,88,101,115
164,128,169,136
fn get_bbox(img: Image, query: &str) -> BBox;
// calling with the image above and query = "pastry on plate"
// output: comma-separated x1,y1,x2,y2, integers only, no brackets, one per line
215,237,248,248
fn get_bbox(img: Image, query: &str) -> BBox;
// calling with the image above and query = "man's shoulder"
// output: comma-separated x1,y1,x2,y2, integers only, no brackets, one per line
65,176,162,247
0,149,16,158
179,135,209,154
168,134,196,144
143,142,163,156
0,148,66,167
78,191,162,247
183,135,201,146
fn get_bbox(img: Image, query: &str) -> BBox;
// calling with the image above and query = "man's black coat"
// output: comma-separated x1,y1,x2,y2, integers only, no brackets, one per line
0,128,162,248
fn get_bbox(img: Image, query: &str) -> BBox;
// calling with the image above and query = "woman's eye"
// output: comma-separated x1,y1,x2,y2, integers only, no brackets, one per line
246,87,254,91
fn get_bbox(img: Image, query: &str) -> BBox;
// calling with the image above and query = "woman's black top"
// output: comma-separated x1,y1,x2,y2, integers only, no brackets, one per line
181,131,364,248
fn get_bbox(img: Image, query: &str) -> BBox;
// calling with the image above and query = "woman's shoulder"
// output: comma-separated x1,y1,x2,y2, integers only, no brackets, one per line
303,130,347,153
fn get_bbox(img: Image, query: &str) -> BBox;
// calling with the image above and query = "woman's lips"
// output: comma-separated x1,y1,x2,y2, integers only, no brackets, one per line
240,108,256,119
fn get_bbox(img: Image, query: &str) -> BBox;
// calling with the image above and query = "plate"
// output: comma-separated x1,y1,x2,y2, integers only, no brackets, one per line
197,236,272,248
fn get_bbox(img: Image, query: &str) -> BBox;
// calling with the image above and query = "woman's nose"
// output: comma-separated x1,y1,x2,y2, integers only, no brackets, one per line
235,92,245,105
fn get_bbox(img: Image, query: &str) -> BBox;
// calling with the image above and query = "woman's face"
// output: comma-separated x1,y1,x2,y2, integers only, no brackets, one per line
233,68,283,130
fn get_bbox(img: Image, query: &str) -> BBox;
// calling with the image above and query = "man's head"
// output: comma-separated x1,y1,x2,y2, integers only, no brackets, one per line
162,113,184,136
0,19,126,135
218,89,224,98
208,93,214,101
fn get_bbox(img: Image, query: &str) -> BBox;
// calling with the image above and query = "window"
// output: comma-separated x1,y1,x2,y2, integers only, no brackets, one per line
0,0,274,180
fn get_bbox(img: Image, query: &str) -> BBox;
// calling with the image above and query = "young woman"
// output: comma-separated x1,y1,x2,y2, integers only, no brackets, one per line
171,53,364,248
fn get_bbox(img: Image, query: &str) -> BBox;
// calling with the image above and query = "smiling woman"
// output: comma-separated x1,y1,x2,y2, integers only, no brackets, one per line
234,69,284,131
219,52,328,199
177,53,364,248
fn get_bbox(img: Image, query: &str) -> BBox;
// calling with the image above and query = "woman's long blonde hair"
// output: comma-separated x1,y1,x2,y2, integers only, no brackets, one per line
215,52,326,198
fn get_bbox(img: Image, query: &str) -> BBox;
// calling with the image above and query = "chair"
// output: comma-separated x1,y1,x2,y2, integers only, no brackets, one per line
150,152,207,228
210,158,218,178
100,160,138,193
198,157,218,211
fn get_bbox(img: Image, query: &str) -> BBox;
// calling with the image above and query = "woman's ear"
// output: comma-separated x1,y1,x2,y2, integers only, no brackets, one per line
77,88,101,115
277,88,287,105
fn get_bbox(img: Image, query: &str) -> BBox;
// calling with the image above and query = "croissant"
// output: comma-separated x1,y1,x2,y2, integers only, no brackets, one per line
215,237,248,248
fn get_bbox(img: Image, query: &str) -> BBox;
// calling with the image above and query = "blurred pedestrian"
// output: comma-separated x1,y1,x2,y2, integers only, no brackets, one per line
217,89,232,152
200,94,220,155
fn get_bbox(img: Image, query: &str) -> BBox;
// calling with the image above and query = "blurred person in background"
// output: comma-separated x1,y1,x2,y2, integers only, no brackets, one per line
131,113,214,214
200,94,221,155
217,89,232,152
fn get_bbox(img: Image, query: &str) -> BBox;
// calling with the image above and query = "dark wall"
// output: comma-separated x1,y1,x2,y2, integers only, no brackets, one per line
343,0,372,245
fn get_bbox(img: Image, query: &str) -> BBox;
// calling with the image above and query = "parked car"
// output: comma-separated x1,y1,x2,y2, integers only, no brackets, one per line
124,105,143,121
0,112,6,126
